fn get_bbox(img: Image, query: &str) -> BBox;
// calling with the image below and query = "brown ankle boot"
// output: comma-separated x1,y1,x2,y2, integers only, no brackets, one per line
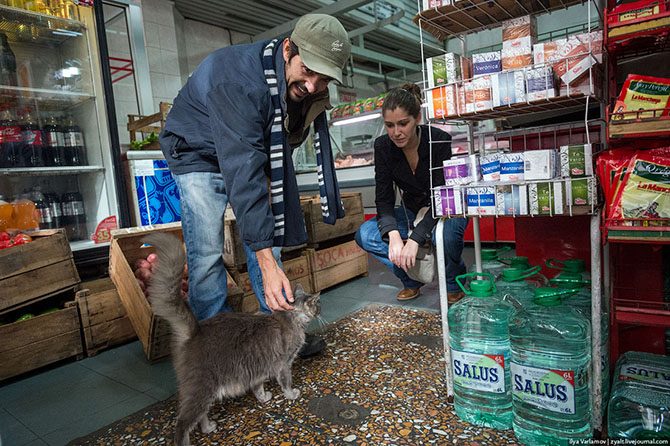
447,291,465,304
397,287,421,301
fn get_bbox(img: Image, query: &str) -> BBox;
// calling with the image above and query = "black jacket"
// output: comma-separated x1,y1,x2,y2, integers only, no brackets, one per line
375,125,452,245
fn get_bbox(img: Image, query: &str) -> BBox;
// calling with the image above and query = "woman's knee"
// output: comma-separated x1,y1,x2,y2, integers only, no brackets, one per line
355,219,379,251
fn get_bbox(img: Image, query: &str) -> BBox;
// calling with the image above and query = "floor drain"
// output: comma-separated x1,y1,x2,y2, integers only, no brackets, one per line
338,408,360,420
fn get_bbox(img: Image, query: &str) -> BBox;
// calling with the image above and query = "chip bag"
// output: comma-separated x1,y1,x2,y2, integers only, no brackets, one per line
612,74,670,120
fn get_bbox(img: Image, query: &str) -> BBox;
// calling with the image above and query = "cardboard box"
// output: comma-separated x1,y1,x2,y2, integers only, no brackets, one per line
499,152,524,182
0,229,80,314
479,153,501,182
464,76,493,113
523,149,558,180
566,178,595,207
443,154,480,185
496,185,529,215
466,186,497,216
560,144,593,178
502,15,536,42
526,67,557,101
502,47,534,71
434,187,465,216
533,31,603,86
472,51,502,77
426,53,470,87
529,182,564,215
501,15,536,70
492,70,526,107
427,84,462,118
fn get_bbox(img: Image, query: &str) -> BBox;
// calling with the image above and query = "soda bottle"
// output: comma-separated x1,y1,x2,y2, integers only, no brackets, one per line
510,287,592,445
12,192,39,231
608,351,670,439
0,108,22,168
44,188,63,228
42,114,65,167
448,272,515,430
20,109,45,167
31,186,55,229
62,115,86,165
0,194,14,231
0,32,17,87
61,188,86,240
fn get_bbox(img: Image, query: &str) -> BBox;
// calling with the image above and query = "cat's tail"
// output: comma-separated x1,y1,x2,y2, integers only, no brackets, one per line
143,233,199,344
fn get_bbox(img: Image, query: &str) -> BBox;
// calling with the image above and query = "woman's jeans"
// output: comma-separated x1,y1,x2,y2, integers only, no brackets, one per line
355,207,468,292
173,172,280,320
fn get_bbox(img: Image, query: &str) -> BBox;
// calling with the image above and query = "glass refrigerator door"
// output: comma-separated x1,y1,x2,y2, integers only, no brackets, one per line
0,2,120,251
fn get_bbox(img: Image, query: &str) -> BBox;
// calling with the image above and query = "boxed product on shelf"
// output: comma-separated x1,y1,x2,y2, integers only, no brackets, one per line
502,45,534,71
479,153,501,182
529,182,564,215
434,186,465,216
443,154,480,185
496,184,529,215
525,66,557,101
427,84,466,118
560,144,594,177
491,70,526,106
464,75,493,113
566,178,595,207
502,15,537,42
560,65,603,97
499,152,525,182
611,0,668,23
533,31,603,85
426,53,471,87
612,74,670,120
523,149,558,180
466,186,497,215
501,15,536,70
472,51,502,77
422,0,448,9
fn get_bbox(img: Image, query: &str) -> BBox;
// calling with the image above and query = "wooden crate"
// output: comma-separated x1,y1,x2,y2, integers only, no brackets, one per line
306,240,368,292
232,253,314,313
127,102,171,149
0,302,83,382
76,278,136,356
223,206,246,271
301,192,365,245
109,223,243,361
0,229,80,315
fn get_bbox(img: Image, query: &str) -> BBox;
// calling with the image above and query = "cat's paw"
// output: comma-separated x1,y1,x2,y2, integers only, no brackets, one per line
256,391,273,403
200,419,217,434
284,388,301,400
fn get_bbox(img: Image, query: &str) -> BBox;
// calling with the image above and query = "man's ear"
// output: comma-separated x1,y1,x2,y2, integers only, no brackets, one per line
282,38,291,63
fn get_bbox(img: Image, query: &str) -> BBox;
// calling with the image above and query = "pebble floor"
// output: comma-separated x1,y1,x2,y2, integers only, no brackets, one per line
70,305,519,445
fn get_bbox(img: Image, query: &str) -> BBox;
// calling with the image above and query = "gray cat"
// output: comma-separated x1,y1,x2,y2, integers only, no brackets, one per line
143,233,320,446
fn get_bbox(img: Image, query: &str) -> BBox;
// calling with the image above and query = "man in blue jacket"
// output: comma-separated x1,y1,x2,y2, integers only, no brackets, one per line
157,14,350,356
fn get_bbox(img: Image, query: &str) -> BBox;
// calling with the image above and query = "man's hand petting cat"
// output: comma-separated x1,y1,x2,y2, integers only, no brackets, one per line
256,248,294,311
135,254,189,300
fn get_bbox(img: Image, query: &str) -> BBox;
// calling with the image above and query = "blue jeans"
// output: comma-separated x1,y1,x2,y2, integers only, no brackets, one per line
355,207,468,293
243,243,282,314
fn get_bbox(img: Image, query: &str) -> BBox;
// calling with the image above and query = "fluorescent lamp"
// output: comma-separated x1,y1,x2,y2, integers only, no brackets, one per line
332,112,382,126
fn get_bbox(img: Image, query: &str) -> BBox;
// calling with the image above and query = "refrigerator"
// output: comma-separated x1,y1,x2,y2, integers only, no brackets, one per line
0,1,130,257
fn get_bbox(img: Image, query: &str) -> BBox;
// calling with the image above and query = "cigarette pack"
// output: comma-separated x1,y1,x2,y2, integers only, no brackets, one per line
499,152,524,182
466,186,497,216
523,149,558,180
496,185,529,215
565,178,594,207
472,51,502,77
491,70,526,106
529,182,564,215
426,53,470,87
479,153,501,182
525,67,557,101
560,144,593,178
427,85,461,119
434,187,464,216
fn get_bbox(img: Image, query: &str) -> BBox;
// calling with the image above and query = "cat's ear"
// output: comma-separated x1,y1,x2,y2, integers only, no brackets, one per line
293,283,305,297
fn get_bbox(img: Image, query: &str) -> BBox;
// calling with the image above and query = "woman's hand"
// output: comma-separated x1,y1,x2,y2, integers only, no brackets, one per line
399,238,419,272
388,230,404,267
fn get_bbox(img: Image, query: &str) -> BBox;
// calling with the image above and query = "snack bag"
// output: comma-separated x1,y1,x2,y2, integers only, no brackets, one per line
612,74,670,120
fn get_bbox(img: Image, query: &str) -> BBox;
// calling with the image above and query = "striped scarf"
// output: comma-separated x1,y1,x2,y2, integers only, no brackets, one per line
262,39,344,246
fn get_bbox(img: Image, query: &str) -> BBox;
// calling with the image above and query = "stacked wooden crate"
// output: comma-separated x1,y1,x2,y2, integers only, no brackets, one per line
0,229,83,381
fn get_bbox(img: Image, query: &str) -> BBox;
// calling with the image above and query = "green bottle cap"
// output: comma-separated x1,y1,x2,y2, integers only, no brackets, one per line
533,288,564,306
509,256,530,269
470,280,494,297
562,259,586,273
481,249,498,261
501,268,525,282
551,272,590,289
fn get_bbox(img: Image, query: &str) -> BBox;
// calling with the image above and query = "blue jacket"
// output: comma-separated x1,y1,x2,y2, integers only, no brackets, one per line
159,40,329,250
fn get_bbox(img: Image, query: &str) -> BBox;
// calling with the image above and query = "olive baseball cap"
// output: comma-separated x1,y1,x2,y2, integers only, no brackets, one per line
291,14,351,84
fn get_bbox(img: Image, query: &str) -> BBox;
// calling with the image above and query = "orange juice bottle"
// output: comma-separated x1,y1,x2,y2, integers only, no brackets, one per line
0,195,13,232
12,193,39,231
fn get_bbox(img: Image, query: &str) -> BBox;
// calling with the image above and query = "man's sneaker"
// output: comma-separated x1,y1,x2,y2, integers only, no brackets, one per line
298,333,326,359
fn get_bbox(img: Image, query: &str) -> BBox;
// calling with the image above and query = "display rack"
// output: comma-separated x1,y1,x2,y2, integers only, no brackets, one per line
415,0,608,435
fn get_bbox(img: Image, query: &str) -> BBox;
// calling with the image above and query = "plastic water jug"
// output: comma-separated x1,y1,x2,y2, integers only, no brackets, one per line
500,256,531,270
608,351,670,439
510,287,592,445
496,266,548,306
551,273,610,401
546,258,590,282
469,248,510,280
448,272,515,429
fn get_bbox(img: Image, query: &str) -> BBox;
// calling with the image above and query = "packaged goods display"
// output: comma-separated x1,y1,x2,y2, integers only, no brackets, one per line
499,153,525,182
464,75,493,113
612,74,670,120
495,185,529,215
427,84,462,119
525,67,557,101
565,178,595,207
491,70,526,107
528,182,564,215
426,53,471,87
523,149,558,180
533,32,603,86
434,186,464,216
472,51,502,77
466,186,497,215
501,16,536,70
560,144,594,178
480,153,501,182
